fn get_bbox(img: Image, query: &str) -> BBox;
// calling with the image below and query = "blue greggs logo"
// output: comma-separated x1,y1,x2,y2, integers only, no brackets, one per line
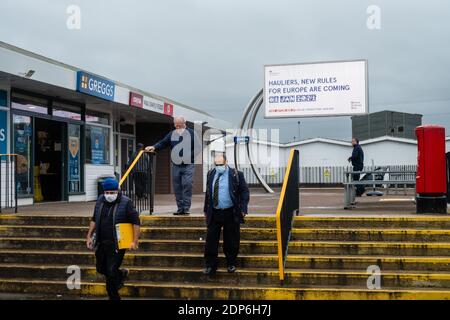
76,71,115,101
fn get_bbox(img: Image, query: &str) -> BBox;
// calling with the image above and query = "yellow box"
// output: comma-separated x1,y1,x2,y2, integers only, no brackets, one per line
116,223,134,249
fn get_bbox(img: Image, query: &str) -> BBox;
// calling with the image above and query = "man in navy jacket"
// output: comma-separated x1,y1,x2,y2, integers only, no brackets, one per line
145,116,201,215
86,178,140,300
348,137,365,196
203,153,250,275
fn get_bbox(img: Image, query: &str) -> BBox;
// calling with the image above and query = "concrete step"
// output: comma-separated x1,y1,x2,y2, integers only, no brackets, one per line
0,225,277,240
1,278,450,299
289,228,450,242
0,215,273,228
296,216,450,229
2,214,450,299
2,215,450,229
2,225,450,242
3,237,450,256
2,250,450,271
2,264,450,289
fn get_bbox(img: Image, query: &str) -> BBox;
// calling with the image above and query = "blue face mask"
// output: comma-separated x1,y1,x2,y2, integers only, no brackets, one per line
215,165,226,174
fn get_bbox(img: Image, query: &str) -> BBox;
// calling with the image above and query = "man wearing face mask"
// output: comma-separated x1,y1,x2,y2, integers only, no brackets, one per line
203,154,250,275
86,177,140,300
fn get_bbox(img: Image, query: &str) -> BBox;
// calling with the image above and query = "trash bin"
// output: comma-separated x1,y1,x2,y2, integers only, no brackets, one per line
97,176,116,197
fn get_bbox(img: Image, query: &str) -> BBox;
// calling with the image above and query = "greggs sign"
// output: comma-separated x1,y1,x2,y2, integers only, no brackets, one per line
76,71,115,101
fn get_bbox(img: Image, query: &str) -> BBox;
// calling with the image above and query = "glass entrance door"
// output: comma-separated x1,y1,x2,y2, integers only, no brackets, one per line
120,137,135,177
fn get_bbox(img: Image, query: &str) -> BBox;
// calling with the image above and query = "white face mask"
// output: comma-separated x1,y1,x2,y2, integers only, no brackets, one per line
215,165,226,174
104,193,118,203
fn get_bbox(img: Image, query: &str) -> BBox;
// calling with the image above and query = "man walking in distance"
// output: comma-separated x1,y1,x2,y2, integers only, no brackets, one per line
86,177,140,300
347,137,365,198
203,153,250,275
145,116,201,216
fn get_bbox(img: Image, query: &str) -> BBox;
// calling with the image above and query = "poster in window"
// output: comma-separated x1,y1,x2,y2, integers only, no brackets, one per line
90,126,105,164
69,136,80,181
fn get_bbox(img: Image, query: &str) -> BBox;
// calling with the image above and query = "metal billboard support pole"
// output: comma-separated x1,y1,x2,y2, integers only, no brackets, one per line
235,89,274,193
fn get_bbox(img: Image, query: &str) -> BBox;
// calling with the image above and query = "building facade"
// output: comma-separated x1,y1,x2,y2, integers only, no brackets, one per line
0,42,229,207
352,110,422,141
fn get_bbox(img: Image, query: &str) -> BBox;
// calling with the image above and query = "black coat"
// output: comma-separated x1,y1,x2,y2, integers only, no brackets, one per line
350,144,364,170
203,167,250,226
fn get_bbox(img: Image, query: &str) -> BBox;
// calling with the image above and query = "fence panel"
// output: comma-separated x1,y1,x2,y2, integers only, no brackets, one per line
0,154,18,213
235,164,417,187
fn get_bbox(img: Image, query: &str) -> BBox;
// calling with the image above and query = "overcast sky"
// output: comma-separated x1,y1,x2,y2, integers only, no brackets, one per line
1,0,450,142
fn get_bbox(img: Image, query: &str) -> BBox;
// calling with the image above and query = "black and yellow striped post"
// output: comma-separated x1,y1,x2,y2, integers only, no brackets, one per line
275,149,300,282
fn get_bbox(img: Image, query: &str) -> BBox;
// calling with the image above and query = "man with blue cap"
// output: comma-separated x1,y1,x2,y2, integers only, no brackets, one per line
86,177,140,300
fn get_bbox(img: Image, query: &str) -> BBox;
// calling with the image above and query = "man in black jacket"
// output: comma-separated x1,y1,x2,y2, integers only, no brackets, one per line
348,137,365,196
86,178,140,300
203,154,250,275
145,116,201,216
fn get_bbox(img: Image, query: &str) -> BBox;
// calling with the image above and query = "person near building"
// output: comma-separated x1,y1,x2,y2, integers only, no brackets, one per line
145,116,201,216
127,143,148,199
203,153,250,275
348,137,365,197
86,177,141,300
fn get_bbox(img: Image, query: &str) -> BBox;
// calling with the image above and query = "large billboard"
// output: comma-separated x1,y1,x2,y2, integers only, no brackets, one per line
264,60,368,118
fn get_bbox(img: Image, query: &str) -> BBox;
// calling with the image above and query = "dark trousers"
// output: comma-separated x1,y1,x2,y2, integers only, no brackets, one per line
353,166,365,196
172,163,195,211
204,208,240,269
95,242,126,300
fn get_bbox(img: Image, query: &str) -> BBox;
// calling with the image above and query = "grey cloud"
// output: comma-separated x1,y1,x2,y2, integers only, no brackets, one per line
1,0,450,142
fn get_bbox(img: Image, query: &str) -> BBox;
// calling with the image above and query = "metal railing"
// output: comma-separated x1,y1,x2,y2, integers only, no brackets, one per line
0,154,18,213
275,149,299,282
229,164,417,187
119,151,156,214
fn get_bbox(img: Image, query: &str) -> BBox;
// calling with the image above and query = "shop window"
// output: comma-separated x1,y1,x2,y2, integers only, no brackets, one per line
86,110,110,125
13,114,33,196
120,123,135,135
0,90,7,107
68,124,81,192
53,103,82,121
86,125,110,165
11,93,48,115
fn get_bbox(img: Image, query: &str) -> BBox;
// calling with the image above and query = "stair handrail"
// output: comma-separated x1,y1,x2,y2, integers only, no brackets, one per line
119,150,156,214
275,149,300,282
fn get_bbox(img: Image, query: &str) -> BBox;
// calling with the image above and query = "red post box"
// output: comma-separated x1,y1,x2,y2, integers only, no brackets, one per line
415,125,447,214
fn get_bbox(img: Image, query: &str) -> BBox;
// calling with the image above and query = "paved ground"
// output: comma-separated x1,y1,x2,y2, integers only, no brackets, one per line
1,187,441,217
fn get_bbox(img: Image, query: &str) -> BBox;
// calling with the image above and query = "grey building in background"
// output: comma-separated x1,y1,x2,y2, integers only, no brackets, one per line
352,110,422,141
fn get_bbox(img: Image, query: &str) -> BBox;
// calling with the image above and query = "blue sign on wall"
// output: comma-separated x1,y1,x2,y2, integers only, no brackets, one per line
0,110,7,154
76,71,115,101
90,126,105,164
234,136,250,144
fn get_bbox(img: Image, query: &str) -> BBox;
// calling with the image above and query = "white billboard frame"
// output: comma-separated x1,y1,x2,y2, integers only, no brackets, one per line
263,59,369,119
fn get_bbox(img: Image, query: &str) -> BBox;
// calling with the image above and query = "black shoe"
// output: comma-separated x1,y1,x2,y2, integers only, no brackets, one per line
118,268,129,290
181,210,190,216
173,209,183,216
227,265,236,273
203,267,216,275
